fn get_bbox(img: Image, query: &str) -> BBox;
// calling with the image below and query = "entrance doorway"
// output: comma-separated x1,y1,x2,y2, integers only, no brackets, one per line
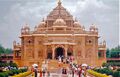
55,47,64,59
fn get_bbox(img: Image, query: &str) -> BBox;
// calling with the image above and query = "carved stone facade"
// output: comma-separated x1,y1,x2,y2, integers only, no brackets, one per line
13,1,106,67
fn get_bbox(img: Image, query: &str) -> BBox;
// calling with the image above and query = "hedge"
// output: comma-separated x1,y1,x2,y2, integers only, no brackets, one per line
113,71,120,77
93,68,120,77
94,68,113,75
0,62,18,68
87,70,110,77
0,68,28,77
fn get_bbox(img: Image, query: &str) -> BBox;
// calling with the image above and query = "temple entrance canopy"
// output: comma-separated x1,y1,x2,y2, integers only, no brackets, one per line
55,47,64,59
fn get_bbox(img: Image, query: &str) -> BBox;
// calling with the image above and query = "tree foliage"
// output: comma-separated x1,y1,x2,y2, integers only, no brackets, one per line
106,45,120,58
0,44,13,54
0,45,5,54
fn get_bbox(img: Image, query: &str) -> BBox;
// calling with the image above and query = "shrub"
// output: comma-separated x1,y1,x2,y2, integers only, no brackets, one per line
102,63,110,67
6,70,14,76
117,68,120,71
0,68,28,77
113,71,120,77
20,68,27,72
0,62,18,68
0,73,5,77
0,72,9,77
102,68,113,75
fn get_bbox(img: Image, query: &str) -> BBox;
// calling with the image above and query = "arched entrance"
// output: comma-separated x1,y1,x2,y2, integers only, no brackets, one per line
55,47,64,59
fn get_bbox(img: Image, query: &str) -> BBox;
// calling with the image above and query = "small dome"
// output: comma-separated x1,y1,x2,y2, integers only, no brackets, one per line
40,21,46,26
23,24,30,30
74,21,81,27
53,18,66,26
89,24,97,31
38,21,46,27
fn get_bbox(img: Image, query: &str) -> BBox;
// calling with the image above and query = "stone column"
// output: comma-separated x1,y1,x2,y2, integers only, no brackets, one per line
65,48,67,58
82,37,85,58
52,46,55,59
65,45,68,58
73,46,76,57
44,45,47,59
34,37,38,60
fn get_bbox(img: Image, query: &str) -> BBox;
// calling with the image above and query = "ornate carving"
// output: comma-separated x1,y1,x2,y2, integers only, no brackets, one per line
85,49,92,58
78,51,82,57
26,48,33,58
38,50,43,57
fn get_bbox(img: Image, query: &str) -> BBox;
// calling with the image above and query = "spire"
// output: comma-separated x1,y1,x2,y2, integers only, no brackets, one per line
58,0,61,6
57,0,62,18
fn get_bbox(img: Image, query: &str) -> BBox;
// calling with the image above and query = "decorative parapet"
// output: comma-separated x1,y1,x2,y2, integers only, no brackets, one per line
13,41,21,49
13,41,22,59
98,45,106,50
98,40,106,50
21,28,98,36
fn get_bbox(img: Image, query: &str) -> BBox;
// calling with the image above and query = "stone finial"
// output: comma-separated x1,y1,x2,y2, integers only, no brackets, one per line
13,41,16,45
21,27,24,33
74,17,77,22
103,40,106,45
58,0,62,5
21,25,30,34
89,24,97,32
82,26,85,30
42,18,45,22
17,43,20,45
34,26,37,31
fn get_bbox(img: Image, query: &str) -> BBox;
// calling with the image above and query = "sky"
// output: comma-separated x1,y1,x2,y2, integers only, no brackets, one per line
0,0,119,49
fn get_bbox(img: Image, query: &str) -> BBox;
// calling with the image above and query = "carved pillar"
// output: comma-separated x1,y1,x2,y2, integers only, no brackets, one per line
65,48,67,58
44,45,47,59
52,45,55,59
73,46,76,57
82,37,85,58
34,37,38,60
65,45,68,58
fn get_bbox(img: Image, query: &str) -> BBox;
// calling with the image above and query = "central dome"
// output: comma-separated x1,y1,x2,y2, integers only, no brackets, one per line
53,18,66,26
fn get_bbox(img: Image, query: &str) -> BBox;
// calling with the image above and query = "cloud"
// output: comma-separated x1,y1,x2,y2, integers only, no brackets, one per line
72,0,119,48
0,0,119,49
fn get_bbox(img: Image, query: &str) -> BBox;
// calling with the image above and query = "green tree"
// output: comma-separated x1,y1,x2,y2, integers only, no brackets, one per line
110,51,119,58
106,48,110,58
109,45,120,58
5,48,13,54
0,44,13,55
0,45,5,54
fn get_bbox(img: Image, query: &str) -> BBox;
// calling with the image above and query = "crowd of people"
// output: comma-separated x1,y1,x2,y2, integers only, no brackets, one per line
60,55,89,77
32,55,90,77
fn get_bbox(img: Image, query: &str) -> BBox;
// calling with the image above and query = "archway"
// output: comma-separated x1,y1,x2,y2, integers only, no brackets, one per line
55,47,64,59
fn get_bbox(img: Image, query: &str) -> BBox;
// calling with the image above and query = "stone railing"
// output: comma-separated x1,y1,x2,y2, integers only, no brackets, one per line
25,29,98,35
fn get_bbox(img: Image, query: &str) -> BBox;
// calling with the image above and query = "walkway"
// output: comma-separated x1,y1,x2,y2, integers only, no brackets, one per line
32,68,93,77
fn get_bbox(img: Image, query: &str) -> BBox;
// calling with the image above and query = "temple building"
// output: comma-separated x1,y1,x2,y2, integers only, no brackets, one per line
13,1,106,67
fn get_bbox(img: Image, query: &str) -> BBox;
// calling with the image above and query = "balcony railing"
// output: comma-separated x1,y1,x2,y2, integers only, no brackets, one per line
22,30,98,35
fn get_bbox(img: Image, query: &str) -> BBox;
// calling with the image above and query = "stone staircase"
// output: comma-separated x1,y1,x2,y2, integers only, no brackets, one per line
47,60,69,72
